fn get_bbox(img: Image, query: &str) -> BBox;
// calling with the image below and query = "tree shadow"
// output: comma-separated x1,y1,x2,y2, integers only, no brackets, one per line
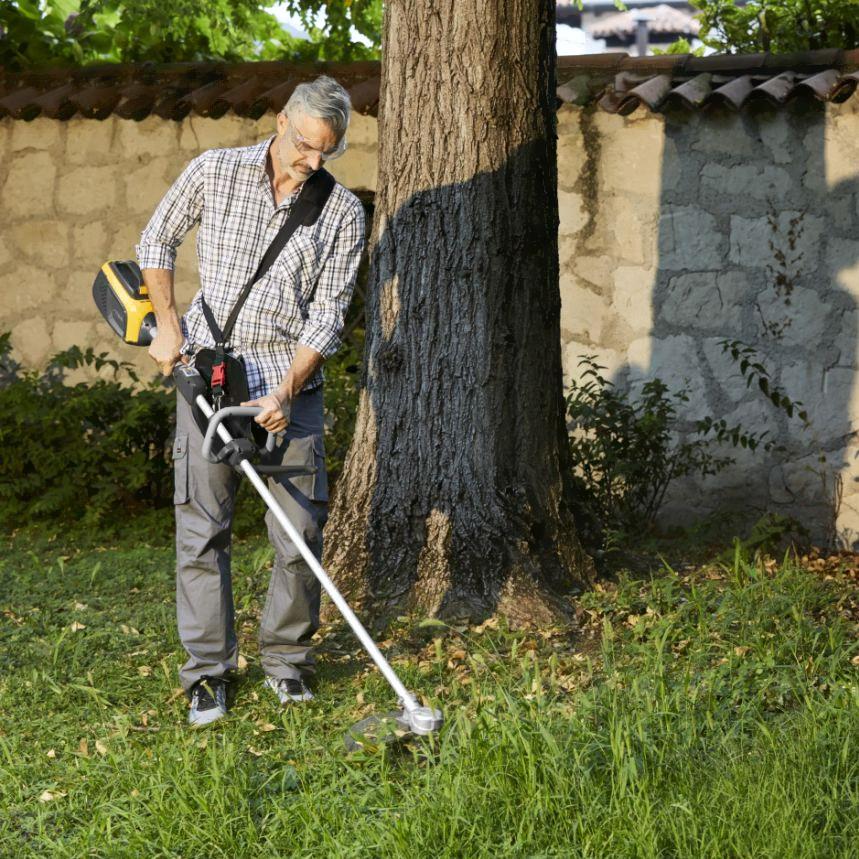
614,96,859,547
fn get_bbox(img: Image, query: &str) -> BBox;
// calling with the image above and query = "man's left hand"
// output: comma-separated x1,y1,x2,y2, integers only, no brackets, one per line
241,394,291,434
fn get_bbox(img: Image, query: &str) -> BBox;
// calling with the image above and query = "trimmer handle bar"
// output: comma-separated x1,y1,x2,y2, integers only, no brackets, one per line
201,407,277,462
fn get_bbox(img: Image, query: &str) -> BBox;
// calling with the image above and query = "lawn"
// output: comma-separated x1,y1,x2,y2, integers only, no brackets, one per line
1,527,857,858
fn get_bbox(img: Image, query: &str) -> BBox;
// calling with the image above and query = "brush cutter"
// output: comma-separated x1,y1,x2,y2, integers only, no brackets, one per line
93,261,443,749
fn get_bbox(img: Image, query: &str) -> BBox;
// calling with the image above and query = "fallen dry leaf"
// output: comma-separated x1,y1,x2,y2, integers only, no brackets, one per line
137,666,152,677
246,746,263,757
851,654,859,666
258,723,277,733
74,602,88,611
120,625,140,636
39,790,66,803
77,739,89,757
46,749,56,759
69,621,86,632
166,687,185,704
95,740,108,756
237,654,248,670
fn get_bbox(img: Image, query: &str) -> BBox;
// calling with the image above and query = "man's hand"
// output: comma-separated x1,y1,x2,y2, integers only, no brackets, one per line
148,328,187,377
241,393,291,433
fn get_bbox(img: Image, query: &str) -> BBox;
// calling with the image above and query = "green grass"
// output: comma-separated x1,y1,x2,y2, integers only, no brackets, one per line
1,528,857,858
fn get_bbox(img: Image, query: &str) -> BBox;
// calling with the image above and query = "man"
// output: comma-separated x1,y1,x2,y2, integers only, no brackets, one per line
136,76,365,726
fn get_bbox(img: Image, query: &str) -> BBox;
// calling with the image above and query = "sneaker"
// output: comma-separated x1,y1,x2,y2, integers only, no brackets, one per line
264,675,314,704
188,677,228,727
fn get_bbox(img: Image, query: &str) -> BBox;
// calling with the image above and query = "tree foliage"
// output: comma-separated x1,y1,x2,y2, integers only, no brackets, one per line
692,0,859,53
0,0,381,69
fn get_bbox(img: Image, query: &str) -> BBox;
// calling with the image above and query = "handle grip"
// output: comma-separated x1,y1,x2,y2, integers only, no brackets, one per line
201,407,277,462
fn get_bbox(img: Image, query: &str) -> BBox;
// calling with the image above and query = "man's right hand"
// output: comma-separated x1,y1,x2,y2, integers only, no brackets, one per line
148,328,187,377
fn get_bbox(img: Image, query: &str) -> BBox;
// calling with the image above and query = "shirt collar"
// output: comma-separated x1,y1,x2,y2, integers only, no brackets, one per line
246,135,305,204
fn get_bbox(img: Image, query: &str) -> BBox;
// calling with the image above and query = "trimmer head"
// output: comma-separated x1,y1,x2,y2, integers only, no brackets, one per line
344,706,444,753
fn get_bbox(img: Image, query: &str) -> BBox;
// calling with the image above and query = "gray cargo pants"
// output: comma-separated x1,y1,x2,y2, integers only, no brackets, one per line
173,386,327,692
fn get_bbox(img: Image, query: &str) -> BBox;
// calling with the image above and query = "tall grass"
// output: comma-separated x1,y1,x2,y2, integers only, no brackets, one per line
1,531,856,857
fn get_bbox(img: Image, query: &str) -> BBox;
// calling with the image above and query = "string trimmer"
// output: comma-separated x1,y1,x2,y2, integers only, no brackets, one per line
93,260,443,748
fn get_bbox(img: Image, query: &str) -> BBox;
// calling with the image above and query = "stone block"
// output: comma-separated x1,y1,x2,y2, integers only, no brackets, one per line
65,117,117,164
1,151,57,216
559,274,608,342
827,237,859,292
72,221,110,265
611,265,654,333
0,266,59,318
52,319,95,352
627,333,709,418
780,360,854,443
754,284,828,346
599,118,672,197
729,211,823,271
10,316,51,366
757,116,793,165
610,202,656,266
124,158,172,216
118,116,180,160
768,452,831,505
346,113,378,151
825,110,859,189
700,163,793,201
660,269,748,331
10,220,70,267
832,309,859,368
558,189,587,236
57,165,118,215
10,117,62,152
179,116,246,153
658,206,723,270
327,148,378,193
828,195,854,235
572,255,613,291
557,130,588,189
0,235,12,269
690,113,757,157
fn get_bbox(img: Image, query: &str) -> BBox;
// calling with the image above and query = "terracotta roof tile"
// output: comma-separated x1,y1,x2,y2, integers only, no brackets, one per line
1,51,859,121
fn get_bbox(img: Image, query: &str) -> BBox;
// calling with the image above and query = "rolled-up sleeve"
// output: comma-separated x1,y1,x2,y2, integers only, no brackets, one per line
298,202,366,359
135,153,207,271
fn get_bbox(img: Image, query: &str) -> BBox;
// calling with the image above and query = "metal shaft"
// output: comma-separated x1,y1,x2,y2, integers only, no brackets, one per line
196,395,420,714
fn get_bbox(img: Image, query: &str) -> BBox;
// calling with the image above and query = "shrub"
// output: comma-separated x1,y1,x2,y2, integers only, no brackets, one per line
565,347,806,541
0,336,175,530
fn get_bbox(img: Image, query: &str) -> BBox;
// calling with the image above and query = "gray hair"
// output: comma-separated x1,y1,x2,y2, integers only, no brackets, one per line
284,76,351,139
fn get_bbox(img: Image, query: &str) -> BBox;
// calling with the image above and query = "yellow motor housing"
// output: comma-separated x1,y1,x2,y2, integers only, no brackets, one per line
92,260,157,347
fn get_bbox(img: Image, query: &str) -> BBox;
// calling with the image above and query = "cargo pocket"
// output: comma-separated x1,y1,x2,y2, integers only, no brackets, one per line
282,433,328,502
172,432,189,505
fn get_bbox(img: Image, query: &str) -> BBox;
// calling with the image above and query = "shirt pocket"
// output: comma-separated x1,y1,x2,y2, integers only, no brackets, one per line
271,232,322,309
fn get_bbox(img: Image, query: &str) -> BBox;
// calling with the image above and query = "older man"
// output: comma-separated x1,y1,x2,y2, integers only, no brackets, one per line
136,76,365,726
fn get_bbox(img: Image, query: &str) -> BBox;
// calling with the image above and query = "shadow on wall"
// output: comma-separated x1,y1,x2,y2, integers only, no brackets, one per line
571,99,859,546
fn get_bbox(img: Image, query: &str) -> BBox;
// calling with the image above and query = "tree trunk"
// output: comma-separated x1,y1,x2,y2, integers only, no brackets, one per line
324,0,594,626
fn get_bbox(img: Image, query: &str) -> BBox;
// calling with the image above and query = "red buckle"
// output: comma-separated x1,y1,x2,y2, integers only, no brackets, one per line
211,362,226,389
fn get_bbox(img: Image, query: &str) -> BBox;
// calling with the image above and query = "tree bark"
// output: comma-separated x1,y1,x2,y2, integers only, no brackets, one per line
324,0,594,626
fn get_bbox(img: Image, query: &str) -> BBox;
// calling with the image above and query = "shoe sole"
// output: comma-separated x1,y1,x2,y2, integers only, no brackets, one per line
188,706,228,727
264,676,314,703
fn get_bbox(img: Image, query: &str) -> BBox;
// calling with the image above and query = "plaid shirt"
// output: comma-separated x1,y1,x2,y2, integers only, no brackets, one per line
135,137,365,398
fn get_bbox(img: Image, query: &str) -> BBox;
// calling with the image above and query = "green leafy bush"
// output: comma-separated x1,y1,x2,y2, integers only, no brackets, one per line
0,335,174,530
566,346,806,540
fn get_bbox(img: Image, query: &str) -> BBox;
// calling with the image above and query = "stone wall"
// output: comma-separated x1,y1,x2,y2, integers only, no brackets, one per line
2,99,858,542
556,99,859,545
